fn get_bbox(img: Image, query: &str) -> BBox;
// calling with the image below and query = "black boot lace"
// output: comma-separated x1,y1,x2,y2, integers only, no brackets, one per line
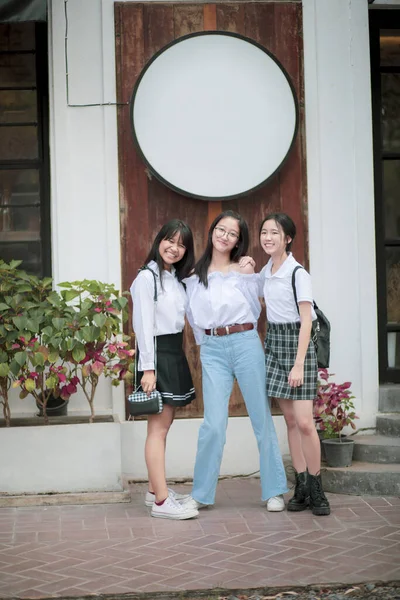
311,475,328,505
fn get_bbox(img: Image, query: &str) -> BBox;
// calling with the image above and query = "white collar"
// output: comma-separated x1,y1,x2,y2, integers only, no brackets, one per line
148,260,176,278
265,253,296,279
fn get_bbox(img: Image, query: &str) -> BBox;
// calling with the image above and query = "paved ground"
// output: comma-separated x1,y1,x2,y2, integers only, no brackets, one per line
0,478,399,598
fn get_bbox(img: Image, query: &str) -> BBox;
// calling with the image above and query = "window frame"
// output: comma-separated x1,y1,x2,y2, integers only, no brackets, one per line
0,21,51,277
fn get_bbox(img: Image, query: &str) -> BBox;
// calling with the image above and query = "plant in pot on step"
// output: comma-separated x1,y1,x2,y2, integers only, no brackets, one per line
313,368,358,468
58,279,135,423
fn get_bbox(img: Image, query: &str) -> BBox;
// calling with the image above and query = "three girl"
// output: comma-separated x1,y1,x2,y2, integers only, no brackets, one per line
259,213,330,516
131,211,330,519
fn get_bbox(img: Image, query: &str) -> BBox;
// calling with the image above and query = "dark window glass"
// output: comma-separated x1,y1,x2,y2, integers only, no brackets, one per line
0,23,50,278
0,169,40,244
383,160,400,239
380,29,400,67
381,73,400,153
386,248,400,325
0,54,36,88
0,23,35,51
0,90,37,124
0,241,42,276
0,125,38,160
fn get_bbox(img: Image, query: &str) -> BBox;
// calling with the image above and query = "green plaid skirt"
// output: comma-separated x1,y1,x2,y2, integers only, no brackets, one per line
264,322,318,401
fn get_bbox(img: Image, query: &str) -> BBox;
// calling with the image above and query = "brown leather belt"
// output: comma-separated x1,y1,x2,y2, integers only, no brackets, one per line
204,323,254,337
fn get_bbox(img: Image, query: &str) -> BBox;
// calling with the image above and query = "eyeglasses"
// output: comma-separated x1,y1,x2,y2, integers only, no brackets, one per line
214,226,239,241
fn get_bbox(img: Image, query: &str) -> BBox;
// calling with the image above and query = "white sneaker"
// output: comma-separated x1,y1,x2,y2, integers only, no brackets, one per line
267,495,285,512
151,495,199,520
144,488,190,507
180,495,208,511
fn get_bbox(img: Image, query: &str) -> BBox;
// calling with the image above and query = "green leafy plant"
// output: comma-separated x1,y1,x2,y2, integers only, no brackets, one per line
57,280,134,422
313,368,358,440
0,260,58,425
0,261,135,425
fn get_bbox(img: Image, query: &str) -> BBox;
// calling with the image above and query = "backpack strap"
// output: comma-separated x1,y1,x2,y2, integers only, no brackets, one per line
291,265,303,315
138,265,158,301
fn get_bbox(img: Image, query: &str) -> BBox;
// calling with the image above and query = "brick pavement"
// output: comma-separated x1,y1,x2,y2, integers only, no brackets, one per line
0,479,399,598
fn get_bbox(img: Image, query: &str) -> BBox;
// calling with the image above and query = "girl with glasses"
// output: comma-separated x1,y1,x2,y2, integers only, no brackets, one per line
130,220,198,520
181,210,288,512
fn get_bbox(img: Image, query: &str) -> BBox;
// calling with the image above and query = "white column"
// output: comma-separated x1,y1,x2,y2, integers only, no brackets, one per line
303,0,379,428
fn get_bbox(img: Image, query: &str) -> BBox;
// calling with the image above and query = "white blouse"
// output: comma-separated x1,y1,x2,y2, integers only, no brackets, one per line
260,253,316,324
130,261,187,370
184,271,261,345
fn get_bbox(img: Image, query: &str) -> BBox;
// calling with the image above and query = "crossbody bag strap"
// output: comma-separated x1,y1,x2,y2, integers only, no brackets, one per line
134,266,159,390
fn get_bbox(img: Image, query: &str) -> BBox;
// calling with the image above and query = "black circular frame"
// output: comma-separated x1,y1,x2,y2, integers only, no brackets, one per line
130,30,300,202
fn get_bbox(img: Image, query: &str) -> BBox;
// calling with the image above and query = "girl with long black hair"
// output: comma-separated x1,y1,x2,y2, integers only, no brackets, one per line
181,210,288,511
130,219,198,520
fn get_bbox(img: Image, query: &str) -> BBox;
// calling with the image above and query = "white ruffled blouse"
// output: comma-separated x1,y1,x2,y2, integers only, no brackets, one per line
184,271,261,344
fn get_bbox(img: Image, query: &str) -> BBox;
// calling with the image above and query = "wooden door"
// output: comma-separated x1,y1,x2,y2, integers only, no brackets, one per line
115,2,307,418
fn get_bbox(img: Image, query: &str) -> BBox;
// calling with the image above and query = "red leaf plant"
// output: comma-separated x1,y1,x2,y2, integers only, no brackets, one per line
313,368,358,440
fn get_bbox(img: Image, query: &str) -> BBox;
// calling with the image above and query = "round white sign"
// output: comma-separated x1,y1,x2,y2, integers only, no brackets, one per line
130,32,298,200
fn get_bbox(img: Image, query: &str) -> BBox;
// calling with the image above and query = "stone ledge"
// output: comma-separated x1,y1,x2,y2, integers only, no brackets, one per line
353,434,400,464
0,488,131,508
284,456,400,496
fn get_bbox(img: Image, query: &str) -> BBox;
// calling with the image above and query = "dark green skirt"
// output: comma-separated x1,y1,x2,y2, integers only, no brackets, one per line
265,322,318,401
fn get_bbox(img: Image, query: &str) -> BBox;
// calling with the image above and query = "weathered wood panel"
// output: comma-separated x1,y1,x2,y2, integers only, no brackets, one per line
115,2,306,419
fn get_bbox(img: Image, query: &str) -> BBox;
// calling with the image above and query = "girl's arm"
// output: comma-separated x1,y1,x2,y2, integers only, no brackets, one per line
288,301,313,387
130,273,157,394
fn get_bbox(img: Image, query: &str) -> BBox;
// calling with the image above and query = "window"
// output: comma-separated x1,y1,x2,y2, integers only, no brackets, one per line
0,22,50,277
370,12,400,382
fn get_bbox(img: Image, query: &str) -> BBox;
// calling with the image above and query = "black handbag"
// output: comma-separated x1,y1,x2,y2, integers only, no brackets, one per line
291,266,331,369
128,267,163,417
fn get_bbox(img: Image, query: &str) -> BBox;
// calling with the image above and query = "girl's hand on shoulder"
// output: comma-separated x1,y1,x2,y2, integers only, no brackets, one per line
141,370,157,396
288,363,304,387
238,256,256,273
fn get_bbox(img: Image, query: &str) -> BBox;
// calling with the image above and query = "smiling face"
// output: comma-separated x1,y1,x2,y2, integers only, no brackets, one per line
159,232,186,270
212,216,240,254
260,218,291,258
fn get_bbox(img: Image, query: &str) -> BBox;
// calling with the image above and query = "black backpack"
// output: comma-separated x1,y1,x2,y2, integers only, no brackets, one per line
291,266,330,369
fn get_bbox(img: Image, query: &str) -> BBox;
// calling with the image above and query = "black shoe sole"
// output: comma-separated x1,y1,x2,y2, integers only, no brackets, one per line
287,503,309,512
311,506,331,516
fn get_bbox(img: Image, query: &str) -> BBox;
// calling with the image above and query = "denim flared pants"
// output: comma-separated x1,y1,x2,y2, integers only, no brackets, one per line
192,329,288,505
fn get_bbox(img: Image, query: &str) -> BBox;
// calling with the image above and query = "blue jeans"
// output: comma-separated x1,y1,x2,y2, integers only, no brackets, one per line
192,329,288,504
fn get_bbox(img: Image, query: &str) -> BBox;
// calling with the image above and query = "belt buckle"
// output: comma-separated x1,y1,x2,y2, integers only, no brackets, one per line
213,327,219,336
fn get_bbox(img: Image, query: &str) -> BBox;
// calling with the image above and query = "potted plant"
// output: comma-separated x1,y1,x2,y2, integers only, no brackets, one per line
0,260,63,424
1,261,135,425
58,279,135,422
314,368,358,467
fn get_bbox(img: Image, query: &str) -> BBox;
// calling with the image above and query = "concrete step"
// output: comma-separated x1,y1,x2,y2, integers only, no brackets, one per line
377,414,400,437
284,456,400,496
379,384,400,413
321,462,400,496
353,434,400,464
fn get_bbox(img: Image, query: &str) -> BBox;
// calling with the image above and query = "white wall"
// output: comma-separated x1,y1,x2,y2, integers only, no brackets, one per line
303,0,379,430
46,0,381,479
0,421,122,494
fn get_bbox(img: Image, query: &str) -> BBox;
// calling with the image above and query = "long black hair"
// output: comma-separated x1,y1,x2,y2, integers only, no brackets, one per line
144,219,195,282
194,210,249,287
259,212,296,252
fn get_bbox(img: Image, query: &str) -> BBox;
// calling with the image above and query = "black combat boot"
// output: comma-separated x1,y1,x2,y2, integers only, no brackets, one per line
287,471,309,512
309,473,331,516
